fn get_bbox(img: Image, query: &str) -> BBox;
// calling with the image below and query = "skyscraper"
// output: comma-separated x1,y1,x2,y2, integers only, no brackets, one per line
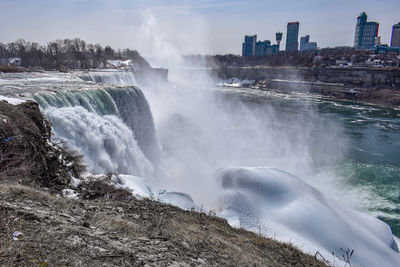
391,23,400,48
275,32,283,49
353,12,379,49
286,22,299,52
255,40,271,56
300,35,317,51
242,35,257,56
300,35,310,51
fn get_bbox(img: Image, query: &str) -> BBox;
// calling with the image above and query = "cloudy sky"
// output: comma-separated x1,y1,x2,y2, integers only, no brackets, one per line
1,0,399,57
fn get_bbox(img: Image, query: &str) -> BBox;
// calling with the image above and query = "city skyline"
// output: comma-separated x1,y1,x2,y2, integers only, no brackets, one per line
0,0,399,59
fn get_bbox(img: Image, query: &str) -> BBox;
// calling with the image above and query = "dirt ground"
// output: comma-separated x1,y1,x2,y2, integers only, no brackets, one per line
0,184,325,266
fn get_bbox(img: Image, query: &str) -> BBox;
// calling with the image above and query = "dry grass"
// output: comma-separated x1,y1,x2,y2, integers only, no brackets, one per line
77,173,133,201
0,64,25,73
93,213,139,235
0,183,326,266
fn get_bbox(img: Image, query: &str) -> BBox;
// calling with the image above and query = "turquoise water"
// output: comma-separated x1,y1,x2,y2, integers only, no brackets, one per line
317,100,400,236
219,89,400,236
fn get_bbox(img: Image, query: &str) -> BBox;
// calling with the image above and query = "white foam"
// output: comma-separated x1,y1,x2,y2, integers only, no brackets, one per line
44,106,153,178
217,167,400,267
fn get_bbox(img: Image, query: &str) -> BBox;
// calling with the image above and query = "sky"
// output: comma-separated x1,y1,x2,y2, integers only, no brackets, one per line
0,0,399,58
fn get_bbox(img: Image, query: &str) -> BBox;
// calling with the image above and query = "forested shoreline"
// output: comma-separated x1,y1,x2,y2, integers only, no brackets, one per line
0,38,150,70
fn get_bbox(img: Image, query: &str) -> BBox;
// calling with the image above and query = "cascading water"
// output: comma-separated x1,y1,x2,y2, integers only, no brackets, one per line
34,85,161,178
78,71,137,86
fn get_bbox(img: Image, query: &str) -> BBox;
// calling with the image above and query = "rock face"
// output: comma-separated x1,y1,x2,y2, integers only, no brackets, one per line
215,66,400,88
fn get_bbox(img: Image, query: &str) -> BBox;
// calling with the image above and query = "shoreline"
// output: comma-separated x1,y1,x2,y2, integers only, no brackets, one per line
214,66,400,109
220,82,400,109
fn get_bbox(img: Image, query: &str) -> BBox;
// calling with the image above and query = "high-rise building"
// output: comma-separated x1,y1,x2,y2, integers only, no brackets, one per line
266,45,279,55
375,36,381,46
391,23,400,48
300,35,310,51
242,33,280,57
275,32,283,49
353,12,379,49
286,22,299,52
300,35,317,51
242,35,257,56
255,40,271,56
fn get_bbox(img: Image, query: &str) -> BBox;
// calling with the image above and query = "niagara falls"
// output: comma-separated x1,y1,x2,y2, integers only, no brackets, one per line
1,1,400,266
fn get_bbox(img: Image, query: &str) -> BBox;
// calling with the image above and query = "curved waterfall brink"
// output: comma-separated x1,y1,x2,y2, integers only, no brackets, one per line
78,71,136,86
105,87,161,166
34,86,161,178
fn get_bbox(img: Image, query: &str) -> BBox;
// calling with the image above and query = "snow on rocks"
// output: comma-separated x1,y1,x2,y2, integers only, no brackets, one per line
115,174,153,199
217,78,254,88
0,95,25,105
156,190,197,211
62,188,79,199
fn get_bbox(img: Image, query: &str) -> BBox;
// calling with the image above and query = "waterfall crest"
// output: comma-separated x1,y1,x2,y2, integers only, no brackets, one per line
78,72,136,86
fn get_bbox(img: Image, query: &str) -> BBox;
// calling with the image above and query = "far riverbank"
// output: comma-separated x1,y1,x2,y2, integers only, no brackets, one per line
214,66,400,108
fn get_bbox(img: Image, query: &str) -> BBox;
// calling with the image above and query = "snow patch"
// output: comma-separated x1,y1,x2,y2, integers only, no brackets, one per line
156,190,197,210
217,167,400,267
116,174,153,199
62,189,79,199
0,95,25,105
217,78,254,88
69,177,81,189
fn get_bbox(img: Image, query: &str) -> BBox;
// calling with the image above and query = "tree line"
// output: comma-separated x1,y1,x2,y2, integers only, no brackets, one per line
0,38,150,70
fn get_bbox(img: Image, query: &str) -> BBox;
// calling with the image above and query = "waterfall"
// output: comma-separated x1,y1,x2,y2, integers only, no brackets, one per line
34,86,161,178
78,71,136,86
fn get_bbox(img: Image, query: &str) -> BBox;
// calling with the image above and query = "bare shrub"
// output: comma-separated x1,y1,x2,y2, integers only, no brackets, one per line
78,173,133,201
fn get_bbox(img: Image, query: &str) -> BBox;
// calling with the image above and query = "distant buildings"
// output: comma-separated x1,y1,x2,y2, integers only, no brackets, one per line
299,35,309,50
300,35,317,51
255,40,270,56
266,45,280,55
286,22,300,52
353,12,379,49
276,32,283,49
240,13,398,56
391,23,400,48
242,35,257,56
242,34,280,56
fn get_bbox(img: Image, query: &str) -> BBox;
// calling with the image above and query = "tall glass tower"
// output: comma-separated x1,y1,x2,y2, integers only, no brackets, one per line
354,12,379,49
391,23,400,48
286,22,299,52
242,35,257,56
